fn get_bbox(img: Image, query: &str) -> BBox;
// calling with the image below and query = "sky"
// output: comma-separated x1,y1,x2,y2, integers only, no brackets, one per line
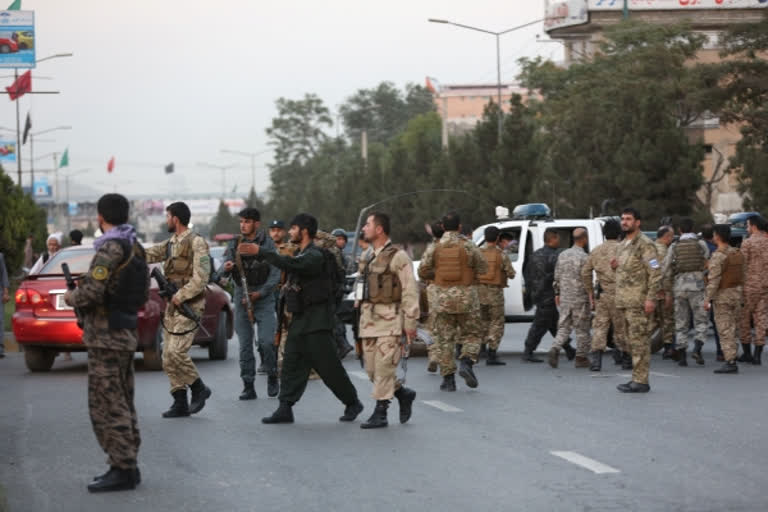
0,0,560,201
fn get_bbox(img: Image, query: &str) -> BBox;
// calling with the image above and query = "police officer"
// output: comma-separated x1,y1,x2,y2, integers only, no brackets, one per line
217,208,280,399
64,194,148,492
356,212,419,428
145,202,213,418
477,226,515,366
256,213,364,424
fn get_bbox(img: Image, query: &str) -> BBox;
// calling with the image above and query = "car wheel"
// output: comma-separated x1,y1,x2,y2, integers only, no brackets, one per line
208,310,228,361
24,347,56,372
0,45,9,54
143,325,164,371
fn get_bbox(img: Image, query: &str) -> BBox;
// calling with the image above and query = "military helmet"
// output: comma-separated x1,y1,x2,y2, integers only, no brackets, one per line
331,228,348,240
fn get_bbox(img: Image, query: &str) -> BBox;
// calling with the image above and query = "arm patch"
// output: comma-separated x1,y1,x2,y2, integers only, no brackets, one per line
91,265,110,280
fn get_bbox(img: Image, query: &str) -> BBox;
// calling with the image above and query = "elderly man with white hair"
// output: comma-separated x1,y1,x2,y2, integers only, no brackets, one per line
29,232,63,275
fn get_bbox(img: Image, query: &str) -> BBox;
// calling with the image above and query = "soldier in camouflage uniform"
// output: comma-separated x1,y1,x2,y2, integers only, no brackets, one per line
549,228,591,368
662,218,710,366
706,224,744,374
650,226,676,358
738,215,768,364
418,211,487,391
615,208,662,393
423,221,444,373
582,219,627,371
356,212,419,428
145,202,213,418
477,226,515,366
269,220,298,372
64,194,148,492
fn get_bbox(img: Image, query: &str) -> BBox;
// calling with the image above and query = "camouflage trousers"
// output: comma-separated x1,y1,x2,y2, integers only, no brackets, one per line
480,303,505,351
362,336,404,400
162,310,201,393
714,301,741,362
618,307,651,385
673,290,708,349
740,293,768,346
590,292,627,353
87,348,140,470
648,299,675,348
426,313,441,365
552,302,591,356
434,312,481,376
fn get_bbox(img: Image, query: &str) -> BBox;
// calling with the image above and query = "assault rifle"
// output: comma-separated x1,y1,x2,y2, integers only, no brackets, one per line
241,276,255,324
61,263,84,329
150,267,210,337
274,290,285,348
352,305,363,368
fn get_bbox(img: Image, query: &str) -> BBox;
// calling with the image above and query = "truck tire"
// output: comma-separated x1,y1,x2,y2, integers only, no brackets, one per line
143,326,164,371
24,347,56,372
208,311,229,360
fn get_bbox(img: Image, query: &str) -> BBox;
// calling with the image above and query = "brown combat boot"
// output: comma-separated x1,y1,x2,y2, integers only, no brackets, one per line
574,355,591,368
548,347,560,368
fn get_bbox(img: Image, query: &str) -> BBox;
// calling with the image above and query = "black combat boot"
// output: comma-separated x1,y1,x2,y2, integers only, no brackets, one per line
621,351,633,370
458,358,478,388
563,340,576,361
339,399,365,422
262,401,294,424
440,374,456,392
589,351,602,372
162,389,190,418
547,347,560,369
87,467,137,493
239,380,257,400
611,349,623,366
714,360,738,374
616,381,650,393
692,340,705,365
753,346,763,366
662,344,676,360
360,400,389,429
677,349,688,367
522,347,543,363
455,344,463,360
737,343,754,363
94,467,140,485
267,374,279,398
189,378,212,414
479,344,488,359
486,349,506,366
394,387,416,424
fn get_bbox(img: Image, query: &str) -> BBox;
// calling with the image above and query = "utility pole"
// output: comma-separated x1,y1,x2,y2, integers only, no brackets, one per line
623,0,629,19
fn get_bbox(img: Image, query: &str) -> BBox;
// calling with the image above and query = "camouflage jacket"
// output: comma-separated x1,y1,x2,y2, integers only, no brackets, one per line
581,239,618,296
662,236,709,294
615,233,662,309
741,233,768,297
358,240,420,337
526,245,560,307
477,246,515,306
66,240,146,351
554,246,589,304
655,242,673,293
706,246,742,305
418,231,487,314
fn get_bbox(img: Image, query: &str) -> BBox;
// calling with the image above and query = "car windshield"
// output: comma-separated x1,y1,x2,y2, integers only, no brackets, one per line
40,247,95,274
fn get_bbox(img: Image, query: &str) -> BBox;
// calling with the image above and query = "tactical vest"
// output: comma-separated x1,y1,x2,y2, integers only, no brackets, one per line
365,245,402,304
434,241,474,287
720,250,744,289
163,232,210,298
673,239,706,274
285,245,335,313
107,240,150,330
235,235,271,288
477,246,505,287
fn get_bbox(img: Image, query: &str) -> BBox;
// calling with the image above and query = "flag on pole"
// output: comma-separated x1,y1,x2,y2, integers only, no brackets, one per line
6,0,21,10
107,156,115,173
425,76,437,94
22,111,31,144
6,70,31,101
164,162,174,174
59,148,69,168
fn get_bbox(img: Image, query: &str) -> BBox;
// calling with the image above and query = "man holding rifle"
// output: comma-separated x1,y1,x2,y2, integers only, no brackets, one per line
216,208,280,399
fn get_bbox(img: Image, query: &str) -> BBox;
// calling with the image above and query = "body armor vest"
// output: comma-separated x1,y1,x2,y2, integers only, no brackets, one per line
107,240,150,330
720,250,744,289
477,247,505,287
163,233,205,299
434,241,474,287
365,245,402,304
673,239,706,274
235,235,271,288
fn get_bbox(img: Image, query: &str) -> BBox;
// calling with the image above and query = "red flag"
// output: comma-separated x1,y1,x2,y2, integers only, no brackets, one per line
6,70,31,101
107,156,115,173
425,76,436,94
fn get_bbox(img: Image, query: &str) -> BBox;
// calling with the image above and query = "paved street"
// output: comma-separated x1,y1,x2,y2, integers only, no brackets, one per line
2,324,767,512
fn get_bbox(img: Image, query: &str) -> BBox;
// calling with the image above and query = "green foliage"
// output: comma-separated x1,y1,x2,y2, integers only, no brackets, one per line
0,169,48,275
209,201,238,238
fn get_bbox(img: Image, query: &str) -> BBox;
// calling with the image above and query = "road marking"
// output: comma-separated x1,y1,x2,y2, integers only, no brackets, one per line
650,371,680,378
550,451,620,474
422,400,463,413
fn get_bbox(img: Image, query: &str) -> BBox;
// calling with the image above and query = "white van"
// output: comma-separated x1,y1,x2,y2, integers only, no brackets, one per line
471,204,607,321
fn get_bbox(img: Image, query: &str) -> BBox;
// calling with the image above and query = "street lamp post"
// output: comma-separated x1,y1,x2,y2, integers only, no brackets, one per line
61,168,91,233
428,18,543,144
219,148,271,191
29,125,72,193
197,162,235,198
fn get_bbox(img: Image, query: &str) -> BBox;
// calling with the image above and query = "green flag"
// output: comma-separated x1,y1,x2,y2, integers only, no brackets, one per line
6,0,21,10
59,148,69,168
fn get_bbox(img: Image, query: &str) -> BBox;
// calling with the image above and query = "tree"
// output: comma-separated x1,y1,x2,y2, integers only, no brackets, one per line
209,201,238,238
0,169,48,274
267,93,332,167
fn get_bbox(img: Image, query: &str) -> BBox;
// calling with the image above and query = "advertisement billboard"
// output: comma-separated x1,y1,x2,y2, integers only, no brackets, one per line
0,138,16,162
33,176,52,199
545,0,589,30
0,10,35,68
589,0,768,10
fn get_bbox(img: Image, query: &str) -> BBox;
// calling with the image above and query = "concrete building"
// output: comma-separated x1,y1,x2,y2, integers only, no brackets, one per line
543,0,768,215
434,83,532,137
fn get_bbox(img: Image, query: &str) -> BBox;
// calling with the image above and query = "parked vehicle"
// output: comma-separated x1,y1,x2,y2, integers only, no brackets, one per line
11,30,33,49
12,245,234,372
0,37,18,53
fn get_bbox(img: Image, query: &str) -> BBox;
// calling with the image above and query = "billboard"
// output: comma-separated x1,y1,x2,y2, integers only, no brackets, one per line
589,0,768,10
545,0,589,30
33,176,52,199
0,10,35,68
0,139,16,162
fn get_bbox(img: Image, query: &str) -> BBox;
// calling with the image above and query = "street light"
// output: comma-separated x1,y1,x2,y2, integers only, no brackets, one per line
219,148,272,191
197,162,235,198
428,17,543,143
29,125,72,192
61,168,91,233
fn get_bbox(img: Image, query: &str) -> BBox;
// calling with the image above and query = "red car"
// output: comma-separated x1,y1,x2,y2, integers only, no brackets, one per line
0,38,18,53
12,245,234,372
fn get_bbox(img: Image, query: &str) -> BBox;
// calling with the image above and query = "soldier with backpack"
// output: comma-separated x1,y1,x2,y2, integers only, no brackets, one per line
477,226,515,366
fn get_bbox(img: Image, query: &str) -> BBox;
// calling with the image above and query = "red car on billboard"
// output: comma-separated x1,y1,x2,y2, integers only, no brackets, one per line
12,245,234,372
0,37,18,53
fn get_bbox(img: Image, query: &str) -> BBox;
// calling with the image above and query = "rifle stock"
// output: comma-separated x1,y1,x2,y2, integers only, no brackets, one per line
150,267,210,337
